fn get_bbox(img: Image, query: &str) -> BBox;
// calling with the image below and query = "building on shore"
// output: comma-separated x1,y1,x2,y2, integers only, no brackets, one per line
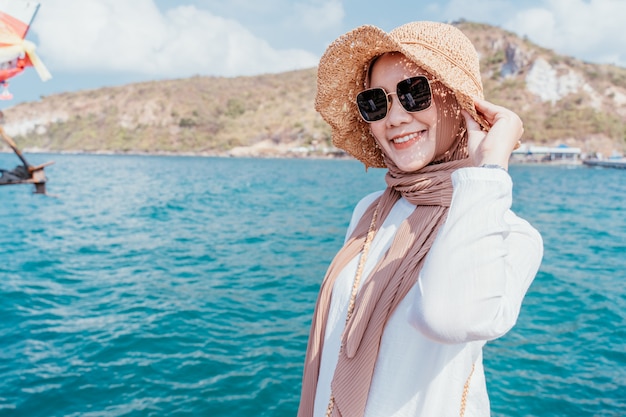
511,144,581,164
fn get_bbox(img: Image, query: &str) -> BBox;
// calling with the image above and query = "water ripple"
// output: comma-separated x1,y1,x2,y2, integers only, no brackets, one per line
1,155,624,416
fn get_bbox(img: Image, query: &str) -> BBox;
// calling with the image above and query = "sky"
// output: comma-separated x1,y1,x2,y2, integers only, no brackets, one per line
2,0,626,109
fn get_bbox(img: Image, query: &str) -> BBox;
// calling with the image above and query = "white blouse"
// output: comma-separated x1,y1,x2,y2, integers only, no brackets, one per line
313,167,543,417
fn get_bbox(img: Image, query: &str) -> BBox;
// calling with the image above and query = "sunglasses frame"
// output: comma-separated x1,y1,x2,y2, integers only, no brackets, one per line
356,75,433,123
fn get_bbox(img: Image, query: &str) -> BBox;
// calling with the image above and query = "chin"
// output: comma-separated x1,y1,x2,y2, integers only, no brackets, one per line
392,159,426,173
392,151,435,172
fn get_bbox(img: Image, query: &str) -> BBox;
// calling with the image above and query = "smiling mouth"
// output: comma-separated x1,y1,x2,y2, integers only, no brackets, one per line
391,131,424,146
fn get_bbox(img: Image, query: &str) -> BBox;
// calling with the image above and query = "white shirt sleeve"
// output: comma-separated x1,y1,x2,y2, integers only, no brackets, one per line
410,167,544,344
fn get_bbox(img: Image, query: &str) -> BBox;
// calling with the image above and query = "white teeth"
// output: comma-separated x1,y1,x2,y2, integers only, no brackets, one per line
392,132,418,144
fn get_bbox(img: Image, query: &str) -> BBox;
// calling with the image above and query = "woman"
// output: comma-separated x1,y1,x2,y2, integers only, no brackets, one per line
298,21,543,417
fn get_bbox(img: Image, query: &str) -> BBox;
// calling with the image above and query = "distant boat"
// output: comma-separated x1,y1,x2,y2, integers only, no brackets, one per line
582,158,626,170
0,125,54,194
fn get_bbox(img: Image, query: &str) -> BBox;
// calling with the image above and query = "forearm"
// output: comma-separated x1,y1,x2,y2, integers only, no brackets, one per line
410,167,543,343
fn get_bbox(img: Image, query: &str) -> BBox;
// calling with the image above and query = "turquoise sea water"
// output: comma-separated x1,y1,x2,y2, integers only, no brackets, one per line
1,153,624,417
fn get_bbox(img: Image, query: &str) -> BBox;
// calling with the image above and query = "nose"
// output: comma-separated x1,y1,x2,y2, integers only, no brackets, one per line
385,93,412,126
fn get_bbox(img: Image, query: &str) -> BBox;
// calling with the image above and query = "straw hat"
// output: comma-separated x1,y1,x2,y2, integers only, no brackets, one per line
315,21,489,168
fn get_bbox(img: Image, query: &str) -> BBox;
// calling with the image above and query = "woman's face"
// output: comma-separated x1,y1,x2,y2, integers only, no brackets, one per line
368,53,450,172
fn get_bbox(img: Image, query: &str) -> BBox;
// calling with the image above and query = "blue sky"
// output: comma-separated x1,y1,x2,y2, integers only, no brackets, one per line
3,0,625,109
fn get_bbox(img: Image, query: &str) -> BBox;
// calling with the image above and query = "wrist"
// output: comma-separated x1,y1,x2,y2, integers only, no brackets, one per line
479,163,508,172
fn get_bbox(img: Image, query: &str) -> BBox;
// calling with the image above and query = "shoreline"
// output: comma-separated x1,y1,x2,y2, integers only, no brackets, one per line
0,147,355,161
0,148,595,169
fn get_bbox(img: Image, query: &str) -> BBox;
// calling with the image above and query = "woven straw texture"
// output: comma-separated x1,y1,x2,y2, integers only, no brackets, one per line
315,21,488,168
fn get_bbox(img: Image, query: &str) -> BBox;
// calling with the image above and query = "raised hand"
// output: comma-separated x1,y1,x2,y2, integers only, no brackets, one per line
463,98,524,170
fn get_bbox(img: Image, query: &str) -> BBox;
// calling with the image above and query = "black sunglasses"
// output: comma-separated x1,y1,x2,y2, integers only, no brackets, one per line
356,76,432,123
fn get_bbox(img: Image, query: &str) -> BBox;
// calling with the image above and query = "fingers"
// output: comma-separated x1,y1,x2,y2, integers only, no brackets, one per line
473,98,524,139
473,97,508,122
472,97,499,121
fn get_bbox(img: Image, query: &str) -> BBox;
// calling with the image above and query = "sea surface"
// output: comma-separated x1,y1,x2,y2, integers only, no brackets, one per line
1,153,624,417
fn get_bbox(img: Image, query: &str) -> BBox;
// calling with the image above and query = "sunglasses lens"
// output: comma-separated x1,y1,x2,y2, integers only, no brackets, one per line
356,76,431,123
397,76,431,112
356,88,388,122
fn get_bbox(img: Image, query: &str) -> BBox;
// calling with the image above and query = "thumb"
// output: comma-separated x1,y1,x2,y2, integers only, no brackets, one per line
461,109,480,132
461,109,486,165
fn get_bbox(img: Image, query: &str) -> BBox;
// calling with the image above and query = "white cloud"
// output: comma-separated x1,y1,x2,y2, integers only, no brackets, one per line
31,0,319,77
505,7,556,43
430,0,625,67
293,0,344,34
505,0,626,66
439,0,518,24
